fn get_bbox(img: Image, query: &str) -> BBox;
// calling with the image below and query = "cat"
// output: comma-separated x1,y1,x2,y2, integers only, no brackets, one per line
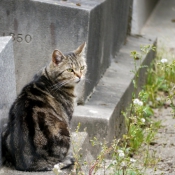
2,42,87,171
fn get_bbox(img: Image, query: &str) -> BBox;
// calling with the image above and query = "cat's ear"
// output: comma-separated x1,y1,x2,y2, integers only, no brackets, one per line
52,50,65,65
74,42,86,56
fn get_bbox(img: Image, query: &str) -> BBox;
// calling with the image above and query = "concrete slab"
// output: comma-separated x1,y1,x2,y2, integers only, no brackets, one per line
0,167,55,175
72,36,157,145
131,0,159,35
0,0,131,103
0,36,16,166
141,0,175,53
71,132,93,160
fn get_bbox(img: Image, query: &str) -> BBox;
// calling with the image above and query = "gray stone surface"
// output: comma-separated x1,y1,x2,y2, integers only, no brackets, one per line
0,36,16,166
141,0,175,52
0,0,131,103
72,36,156,148
0,168,54,175
143,108,175,175
71,132,92,159
131,0,159,35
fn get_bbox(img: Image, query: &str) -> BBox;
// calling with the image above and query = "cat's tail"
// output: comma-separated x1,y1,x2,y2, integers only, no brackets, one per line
1,129,13,167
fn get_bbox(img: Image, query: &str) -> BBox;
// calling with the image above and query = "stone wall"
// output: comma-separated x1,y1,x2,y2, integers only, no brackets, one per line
131,0,159,34
0,0,131,103
0,37,16,166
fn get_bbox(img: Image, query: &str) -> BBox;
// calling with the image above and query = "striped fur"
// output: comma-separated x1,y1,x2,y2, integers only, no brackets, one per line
2,43,87,171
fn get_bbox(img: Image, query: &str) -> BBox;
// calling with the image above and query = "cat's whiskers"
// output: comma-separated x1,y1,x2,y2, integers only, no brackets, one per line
84,78,91,84
51,76,89,93
83,73,91,84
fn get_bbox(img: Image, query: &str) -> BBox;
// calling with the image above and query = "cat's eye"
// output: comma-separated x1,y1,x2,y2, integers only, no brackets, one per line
80,66,85,70
67,68,74,72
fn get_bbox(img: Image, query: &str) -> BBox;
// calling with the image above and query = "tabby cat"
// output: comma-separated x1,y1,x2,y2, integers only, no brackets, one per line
2,42,87,171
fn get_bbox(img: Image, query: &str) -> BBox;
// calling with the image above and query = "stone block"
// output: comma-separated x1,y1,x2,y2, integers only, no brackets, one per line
0,36,16,166
72,36,157,144
131,0,159,35
141,0,175,50
0,0,131,103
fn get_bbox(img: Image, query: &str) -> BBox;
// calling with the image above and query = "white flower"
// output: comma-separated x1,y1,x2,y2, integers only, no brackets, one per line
160,58,168,63
133,98,139,104
112,160,117,164
119,152,125,157
133,98,143,106
141,118,145,123
121,161,126,167
130,158,136,163
119,153,125,157
138,101,143,106
156,97,161,101
117,150,124,154
54,164,59,169
117,150,125,157
53,165,63,175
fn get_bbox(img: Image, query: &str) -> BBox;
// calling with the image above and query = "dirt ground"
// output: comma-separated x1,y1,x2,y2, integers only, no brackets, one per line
144,107,175,175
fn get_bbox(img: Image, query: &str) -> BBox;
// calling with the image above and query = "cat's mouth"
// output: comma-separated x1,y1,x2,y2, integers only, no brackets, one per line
76,79,81,83
75,77,81,83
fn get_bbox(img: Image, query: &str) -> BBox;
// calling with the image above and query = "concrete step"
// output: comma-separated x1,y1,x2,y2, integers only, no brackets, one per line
141,0,175,52
72,36,156,148
0,0,131,103
131,0,159,35
1,165,54,175
0,36,16,166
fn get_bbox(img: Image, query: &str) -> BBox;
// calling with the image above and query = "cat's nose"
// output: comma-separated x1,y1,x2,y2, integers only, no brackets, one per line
74,72,81,79
77,76,81,83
